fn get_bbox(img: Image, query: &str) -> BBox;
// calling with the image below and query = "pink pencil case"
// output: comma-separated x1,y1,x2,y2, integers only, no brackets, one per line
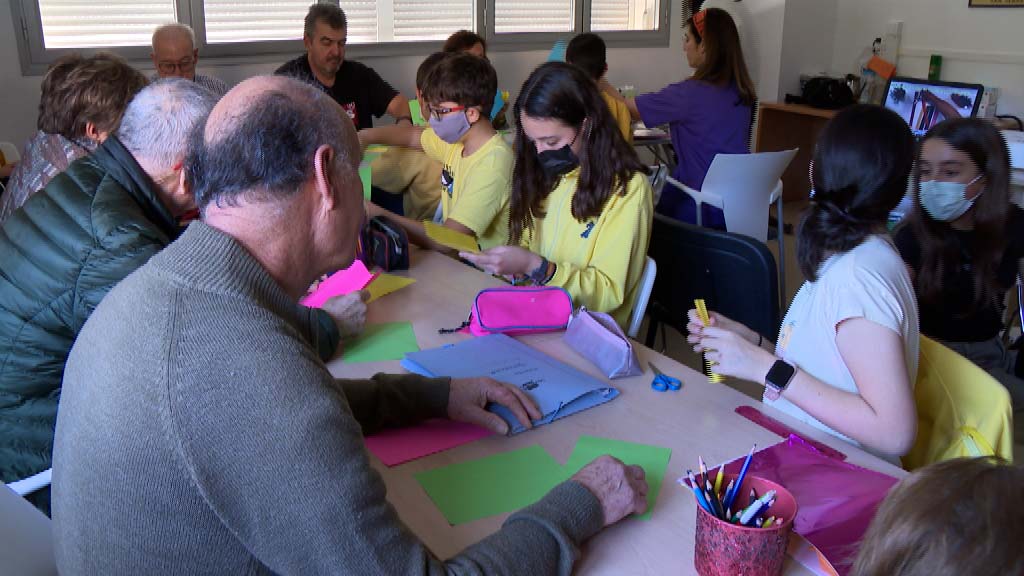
563,307,642,379
467,286,573,337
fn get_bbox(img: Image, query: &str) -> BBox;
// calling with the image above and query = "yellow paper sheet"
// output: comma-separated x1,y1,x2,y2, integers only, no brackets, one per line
423,221,480,254
366,273,416,303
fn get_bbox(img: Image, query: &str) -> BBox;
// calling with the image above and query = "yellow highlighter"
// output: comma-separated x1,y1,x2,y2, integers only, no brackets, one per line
694,299,724,383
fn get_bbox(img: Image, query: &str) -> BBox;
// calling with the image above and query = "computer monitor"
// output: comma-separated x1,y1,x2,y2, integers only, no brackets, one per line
882,77,985,137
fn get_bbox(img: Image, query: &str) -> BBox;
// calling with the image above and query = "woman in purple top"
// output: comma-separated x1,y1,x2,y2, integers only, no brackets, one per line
614,8,756,228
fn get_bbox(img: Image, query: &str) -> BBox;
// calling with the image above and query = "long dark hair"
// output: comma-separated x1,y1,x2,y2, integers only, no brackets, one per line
687,8,756,107
908,119,1012,311
509,62,647,245
797,105,914,281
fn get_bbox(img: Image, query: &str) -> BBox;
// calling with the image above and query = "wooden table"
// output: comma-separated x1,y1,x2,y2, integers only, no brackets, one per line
327,249,906,575
755,103,837,202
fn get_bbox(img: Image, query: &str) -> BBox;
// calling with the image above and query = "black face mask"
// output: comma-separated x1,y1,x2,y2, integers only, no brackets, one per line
537,144,580,179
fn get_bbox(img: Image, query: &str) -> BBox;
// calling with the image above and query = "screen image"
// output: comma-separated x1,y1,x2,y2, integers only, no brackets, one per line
884,80,982,136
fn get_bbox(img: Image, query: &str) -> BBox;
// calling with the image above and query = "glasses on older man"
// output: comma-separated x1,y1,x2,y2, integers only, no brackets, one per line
157,57,196,75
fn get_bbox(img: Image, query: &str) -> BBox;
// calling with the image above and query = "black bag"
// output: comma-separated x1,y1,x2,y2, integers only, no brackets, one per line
802,77,854,110
359,216,410,271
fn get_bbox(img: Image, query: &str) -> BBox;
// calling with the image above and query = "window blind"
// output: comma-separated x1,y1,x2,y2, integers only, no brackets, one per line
203,0,377,44
392,0,474,42
590,0,629,31
493,0,573,34
37,0,176,48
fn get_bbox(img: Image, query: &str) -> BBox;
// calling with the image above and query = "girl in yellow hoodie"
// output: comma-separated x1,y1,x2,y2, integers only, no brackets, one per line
462,62,653,328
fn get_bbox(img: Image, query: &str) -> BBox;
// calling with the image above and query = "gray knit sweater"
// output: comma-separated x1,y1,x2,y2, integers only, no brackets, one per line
51,221,604,575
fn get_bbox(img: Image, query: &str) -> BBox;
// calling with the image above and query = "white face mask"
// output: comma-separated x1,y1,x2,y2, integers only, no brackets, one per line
919,174,984,222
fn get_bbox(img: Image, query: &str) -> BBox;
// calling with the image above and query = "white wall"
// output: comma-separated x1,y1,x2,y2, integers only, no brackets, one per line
778,0,837,102
743,0,786,104
0,3,689,147
831,0,1024,117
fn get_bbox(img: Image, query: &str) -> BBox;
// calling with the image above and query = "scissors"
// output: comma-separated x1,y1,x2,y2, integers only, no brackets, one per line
649,362,682,392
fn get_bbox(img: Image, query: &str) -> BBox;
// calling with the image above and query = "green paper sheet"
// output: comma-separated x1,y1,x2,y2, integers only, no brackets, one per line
415,445,565,525
359,162,372,200
563,436,671,520
342,322,419,364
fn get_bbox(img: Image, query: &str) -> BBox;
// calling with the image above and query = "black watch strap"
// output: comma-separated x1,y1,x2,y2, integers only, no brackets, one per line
528,257,550,285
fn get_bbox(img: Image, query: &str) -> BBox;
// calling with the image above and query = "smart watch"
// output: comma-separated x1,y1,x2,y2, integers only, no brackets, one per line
764,360,796,401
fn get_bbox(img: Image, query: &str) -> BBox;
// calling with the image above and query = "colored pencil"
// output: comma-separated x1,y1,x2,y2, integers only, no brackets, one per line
723,444,756,511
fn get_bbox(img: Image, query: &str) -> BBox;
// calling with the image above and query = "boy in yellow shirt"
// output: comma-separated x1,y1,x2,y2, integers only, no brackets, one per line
565,33,633,143
358,53,512,251
462,62,652,328
369,52,447,221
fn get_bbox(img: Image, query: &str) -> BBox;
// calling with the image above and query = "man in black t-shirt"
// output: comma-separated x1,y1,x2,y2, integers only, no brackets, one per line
276,4,412,130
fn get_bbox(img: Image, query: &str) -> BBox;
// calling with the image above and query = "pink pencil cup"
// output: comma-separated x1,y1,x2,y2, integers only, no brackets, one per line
693,474,798,576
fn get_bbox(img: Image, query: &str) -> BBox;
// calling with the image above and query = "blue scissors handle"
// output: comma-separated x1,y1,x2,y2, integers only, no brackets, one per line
649,362,682,392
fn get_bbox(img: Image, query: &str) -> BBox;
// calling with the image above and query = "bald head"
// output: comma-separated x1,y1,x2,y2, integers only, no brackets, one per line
152,23,198,80
188,75,361,213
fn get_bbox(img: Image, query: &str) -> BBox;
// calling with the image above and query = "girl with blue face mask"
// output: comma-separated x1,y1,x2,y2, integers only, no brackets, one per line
894,119,1024,424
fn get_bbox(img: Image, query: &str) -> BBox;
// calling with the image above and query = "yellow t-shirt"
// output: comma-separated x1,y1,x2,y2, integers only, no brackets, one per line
602,92,633,143
420,129,512,250
521,168,653,327
369,147,442,222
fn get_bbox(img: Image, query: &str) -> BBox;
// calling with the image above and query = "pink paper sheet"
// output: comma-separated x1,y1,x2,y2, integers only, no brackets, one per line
301,260,375,308
720,435,899,575
364,419,494,466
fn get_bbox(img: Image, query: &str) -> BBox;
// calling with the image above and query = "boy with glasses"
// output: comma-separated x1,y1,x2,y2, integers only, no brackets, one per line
358,53,512,251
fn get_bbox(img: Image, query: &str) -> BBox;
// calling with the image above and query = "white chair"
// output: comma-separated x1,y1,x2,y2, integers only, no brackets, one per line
627,256,657,340
0,141,20,167
7,468,52,497
663,149,798,307
0,483,57,575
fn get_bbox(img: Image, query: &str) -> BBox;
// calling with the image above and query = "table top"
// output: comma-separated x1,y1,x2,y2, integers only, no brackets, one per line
326,249,906,575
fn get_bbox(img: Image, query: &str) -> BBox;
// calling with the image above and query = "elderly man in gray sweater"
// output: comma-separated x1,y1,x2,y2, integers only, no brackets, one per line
51,75,648,574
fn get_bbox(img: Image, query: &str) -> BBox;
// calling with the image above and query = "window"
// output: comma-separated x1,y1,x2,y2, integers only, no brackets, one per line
12,0,668,74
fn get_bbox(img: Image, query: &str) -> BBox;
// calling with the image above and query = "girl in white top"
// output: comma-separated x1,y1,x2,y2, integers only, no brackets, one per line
688,105,920,463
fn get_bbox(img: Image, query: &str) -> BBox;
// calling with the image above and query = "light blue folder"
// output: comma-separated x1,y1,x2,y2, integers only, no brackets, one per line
402,334,619,434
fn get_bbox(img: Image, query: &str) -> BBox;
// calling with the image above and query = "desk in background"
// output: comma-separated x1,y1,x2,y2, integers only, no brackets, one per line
634,127,675,171
756,103,836,202
328,248,906,575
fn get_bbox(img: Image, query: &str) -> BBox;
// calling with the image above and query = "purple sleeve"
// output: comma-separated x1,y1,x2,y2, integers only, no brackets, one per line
636,81,693,127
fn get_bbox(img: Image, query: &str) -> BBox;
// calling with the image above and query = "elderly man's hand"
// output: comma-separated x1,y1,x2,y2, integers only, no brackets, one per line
447,377,542,435
321,290,369,340
572,456,648,526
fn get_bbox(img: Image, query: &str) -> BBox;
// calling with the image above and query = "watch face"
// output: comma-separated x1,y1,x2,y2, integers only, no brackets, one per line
766,360,795,392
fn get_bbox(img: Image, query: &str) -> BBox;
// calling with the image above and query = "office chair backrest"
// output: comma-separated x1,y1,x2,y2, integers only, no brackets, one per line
646,214,780,345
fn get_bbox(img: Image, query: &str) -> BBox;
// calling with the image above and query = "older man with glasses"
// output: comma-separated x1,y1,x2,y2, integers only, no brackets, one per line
150,23,229,97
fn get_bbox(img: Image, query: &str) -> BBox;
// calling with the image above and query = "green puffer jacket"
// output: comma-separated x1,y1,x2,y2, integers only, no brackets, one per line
0,137,342,487
0,136,180,483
